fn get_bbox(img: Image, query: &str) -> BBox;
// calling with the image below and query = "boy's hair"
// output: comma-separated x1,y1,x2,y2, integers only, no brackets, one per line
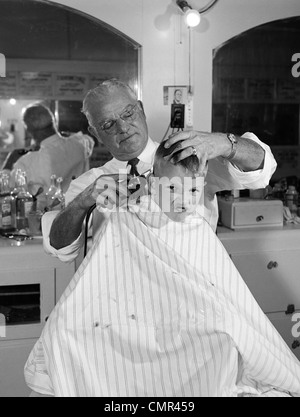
154,140,200,174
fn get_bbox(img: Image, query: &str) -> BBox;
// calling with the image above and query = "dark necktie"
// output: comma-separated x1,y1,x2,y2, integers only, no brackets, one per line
127,158,140,177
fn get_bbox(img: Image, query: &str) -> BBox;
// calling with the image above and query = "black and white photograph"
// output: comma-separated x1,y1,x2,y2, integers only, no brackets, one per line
163,85,188,105
0,0,300,400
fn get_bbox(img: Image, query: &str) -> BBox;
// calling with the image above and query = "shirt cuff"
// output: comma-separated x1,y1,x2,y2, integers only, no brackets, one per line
42,211,84,263
225,132,277,189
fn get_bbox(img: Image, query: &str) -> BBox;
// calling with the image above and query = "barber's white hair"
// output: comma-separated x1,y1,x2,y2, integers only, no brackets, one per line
82,79,137,126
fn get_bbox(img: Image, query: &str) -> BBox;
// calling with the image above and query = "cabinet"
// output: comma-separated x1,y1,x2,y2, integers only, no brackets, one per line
230,250,300,314
0,238,76,397
218,225,300,361
0,339,38,398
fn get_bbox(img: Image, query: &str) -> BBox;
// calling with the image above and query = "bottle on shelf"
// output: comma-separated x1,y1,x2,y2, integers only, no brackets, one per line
231,190,240,198
284,185,298,216
15,171,34,230
272,182,284,201
10,123,15,135
0,173,16,233
45,174,57,208
53,177,65,210
11,168,23,198
47,177,65,211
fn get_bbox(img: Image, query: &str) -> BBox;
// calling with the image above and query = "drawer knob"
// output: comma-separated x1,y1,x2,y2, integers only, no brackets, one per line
285,304,295,315
267,261,278,269
256,215,264,222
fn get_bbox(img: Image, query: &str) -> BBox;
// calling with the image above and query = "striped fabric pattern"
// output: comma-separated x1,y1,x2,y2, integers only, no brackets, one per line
25,200,300,397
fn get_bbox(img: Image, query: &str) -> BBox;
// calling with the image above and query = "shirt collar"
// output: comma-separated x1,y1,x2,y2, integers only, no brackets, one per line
137,137,158,165
110,137,158,171
40,133,60,148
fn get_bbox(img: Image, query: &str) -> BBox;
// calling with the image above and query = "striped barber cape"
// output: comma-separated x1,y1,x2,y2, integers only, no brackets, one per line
24,198,300,397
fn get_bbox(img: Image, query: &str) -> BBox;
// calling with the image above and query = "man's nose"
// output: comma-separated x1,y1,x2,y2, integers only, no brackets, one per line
116,117,129,133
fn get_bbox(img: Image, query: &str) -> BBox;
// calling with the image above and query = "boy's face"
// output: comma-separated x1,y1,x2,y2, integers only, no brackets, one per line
151,162,204,222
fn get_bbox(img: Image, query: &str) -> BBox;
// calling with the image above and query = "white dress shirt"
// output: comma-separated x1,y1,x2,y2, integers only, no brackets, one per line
42,133,277,263
13,132,94,197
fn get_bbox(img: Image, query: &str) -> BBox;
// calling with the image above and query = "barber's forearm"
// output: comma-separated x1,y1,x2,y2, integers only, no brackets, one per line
222,134,265,172
49,194,92,250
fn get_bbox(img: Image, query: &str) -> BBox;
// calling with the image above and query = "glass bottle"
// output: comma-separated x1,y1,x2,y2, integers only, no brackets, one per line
15,172,33,230
284,185,298,216
48,177,65,211
45,174,57,208
0,173,16,233
11,168,23,198
272,182,284,201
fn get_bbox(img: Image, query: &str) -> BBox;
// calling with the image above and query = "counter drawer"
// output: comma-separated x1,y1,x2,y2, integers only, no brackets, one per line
233,203,283,227
267,311,300,362
218,198,283,230
231,250,300,313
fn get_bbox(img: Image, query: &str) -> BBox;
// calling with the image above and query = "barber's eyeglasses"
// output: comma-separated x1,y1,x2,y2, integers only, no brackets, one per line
99,102,140,135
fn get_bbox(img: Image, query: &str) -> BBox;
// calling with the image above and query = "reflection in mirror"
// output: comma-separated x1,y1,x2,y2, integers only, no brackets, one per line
212,17,300,179
0,0,141,169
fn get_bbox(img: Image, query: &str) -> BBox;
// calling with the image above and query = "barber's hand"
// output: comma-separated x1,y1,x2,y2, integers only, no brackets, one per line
95,174,131,211
163,131,230,173
80,174,130,211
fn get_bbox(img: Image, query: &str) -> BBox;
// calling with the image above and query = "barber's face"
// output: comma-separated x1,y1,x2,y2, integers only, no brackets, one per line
88,90,148,161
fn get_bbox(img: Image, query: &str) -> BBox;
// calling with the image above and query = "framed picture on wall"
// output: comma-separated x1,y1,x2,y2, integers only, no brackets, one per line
163,85,188,105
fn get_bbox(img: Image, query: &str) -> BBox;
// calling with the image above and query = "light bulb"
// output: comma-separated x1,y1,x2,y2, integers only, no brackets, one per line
184,9,201,27
9,98,16,106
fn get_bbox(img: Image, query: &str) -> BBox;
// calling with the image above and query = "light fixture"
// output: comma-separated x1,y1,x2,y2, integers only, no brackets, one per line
9,98,16,106
184,9,201,28
176,0,219,28
176,0,201,28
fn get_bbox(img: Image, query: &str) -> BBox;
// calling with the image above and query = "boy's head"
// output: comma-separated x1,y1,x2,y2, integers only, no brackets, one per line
151,140,205,222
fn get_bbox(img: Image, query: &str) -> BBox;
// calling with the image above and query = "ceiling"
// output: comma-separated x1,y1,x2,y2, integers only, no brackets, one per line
0,0,140,61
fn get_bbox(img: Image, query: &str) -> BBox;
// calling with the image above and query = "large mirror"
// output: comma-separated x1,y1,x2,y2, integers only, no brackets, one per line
0,0,141,168
212,17,300,180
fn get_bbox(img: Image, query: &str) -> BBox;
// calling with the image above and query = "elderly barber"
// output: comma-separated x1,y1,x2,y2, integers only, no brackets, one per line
44,79,276,261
